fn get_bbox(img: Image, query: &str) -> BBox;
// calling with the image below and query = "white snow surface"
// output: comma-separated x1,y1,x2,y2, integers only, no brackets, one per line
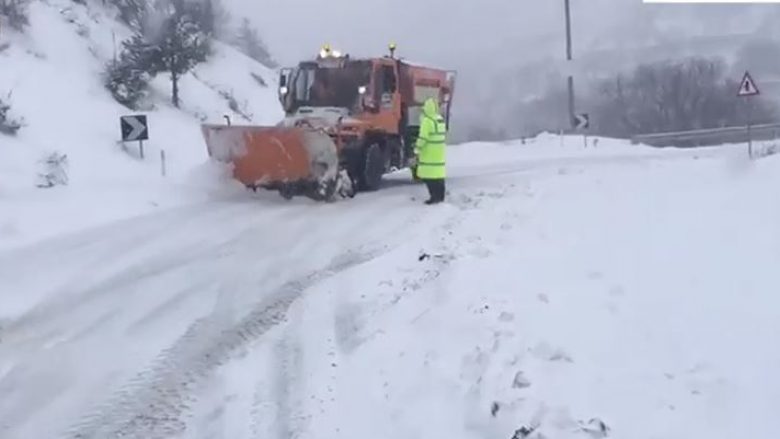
1,130,779,439
2,4,779,437
0,0,283,250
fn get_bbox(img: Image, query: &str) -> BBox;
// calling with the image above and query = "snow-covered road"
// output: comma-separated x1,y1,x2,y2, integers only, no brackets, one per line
1,139,778,439
0,182,450,439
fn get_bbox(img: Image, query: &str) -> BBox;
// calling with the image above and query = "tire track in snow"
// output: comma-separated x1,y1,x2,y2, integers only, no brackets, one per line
249,362,273,439
69,184,511,439
1,242,230,352
328,186,518,361
60,245,394,439
270,321,306,439
0,204,299,348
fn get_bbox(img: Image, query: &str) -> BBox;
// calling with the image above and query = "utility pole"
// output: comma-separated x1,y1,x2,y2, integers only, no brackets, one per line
564,0,575,130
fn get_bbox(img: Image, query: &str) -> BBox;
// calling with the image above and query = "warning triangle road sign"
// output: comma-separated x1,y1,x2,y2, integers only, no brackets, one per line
738,71,759,97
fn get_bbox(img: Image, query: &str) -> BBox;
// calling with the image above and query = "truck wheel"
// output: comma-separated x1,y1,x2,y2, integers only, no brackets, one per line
387,137,404,171
309,178,337,202
279,185,295,200
337,170,356,198
361,143,384,191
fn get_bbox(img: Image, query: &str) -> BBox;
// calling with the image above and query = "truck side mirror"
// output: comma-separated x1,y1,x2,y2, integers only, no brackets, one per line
278,68,293,92
278,68,294,110
361,94,378,112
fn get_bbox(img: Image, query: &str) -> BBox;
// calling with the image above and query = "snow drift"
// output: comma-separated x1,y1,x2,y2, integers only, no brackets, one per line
1,135,778,439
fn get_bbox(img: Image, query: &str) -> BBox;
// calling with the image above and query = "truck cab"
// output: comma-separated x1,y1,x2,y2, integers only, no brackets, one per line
274,45,456,190
276,46,455,133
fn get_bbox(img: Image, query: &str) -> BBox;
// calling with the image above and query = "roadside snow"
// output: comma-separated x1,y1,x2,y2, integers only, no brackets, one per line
181,146,780,439
3,136,775,439
0,0,282,251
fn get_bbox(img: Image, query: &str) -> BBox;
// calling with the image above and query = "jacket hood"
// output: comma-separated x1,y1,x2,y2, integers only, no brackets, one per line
422,98,439,117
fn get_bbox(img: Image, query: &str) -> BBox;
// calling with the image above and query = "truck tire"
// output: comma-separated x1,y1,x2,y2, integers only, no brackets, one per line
279,185,295,200
360,143,384,191
387,137,404,171
309,178,338,202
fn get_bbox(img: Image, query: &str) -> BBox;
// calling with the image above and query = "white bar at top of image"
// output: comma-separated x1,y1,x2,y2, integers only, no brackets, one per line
644,0,780,3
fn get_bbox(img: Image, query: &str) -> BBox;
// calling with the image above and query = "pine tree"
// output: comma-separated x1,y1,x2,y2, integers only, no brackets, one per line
0,0,30,31
182,0,228,38
150,9,210,107
130,0,210,108
110,0,147,30
198,0,213,35
0,95,23,135
104,34,157,109
104,0,212,109
233,17,276,68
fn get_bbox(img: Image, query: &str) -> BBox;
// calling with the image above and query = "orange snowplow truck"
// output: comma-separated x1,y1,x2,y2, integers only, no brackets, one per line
201,44,456,201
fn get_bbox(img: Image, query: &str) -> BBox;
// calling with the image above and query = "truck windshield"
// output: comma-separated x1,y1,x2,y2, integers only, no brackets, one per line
291,60,371,110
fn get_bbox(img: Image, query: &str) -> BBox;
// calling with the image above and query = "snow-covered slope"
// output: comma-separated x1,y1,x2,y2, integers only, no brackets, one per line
0,0,283,249
1,134,778,439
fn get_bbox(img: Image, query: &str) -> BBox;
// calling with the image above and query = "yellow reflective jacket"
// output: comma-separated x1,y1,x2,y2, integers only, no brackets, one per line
414,98,447,179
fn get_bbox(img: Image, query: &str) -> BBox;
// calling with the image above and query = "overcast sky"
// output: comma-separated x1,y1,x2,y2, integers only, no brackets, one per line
221,0,566,66
219,0,780,93
218,0,780,138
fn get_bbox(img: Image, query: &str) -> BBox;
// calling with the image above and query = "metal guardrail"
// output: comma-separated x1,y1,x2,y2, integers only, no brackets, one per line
631,123,780,147
634,123,780,146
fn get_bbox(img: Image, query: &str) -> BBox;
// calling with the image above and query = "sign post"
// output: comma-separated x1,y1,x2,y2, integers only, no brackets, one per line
737,71,759,158
564,0,576,129
120,115,149,159
574,113,590,147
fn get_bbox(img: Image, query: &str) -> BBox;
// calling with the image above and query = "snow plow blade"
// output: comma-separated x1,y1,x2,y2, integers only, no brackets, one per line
201,124,353,201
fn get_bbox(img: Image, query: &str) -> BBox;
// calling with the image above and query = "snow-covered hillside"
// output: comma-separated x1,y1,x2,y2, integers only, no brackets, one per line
1,133,778,439
0,0,283,249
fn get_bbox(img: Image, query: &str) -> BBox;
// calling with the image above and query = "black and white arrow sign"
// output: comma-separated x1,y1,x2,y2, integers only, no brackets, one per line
573,113,589,130
121,115,149,141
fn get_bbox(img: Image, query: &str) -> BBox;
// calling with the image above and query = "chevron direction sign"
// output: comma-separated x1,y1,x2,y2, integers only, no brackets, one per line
121,115,149,142
573,113,589,130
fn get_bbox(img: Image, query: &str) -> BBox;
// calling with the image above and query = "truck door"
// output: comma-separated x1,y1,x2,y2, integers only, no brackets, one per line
378,64,397,110
359,60,401,134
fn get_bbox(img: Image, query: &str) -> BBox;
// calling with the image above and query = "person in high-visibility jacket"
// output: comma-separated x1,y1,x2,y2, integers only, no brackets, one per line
414,97,447,204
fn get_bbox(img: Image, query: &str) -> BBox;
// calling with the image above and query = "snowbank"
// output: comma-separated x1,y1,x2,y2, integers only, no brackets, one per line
224,145,780,439
0,0,282,250
1,118,778,438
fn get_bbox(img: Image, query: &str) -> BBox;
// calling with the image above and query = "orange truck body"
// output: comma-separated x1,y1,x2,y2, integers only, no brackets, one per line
201,47,456,200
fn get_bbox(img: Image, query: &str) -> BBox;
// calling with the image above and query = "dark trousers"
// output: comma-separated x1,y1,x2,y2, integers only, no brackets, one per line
424,179,446,202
